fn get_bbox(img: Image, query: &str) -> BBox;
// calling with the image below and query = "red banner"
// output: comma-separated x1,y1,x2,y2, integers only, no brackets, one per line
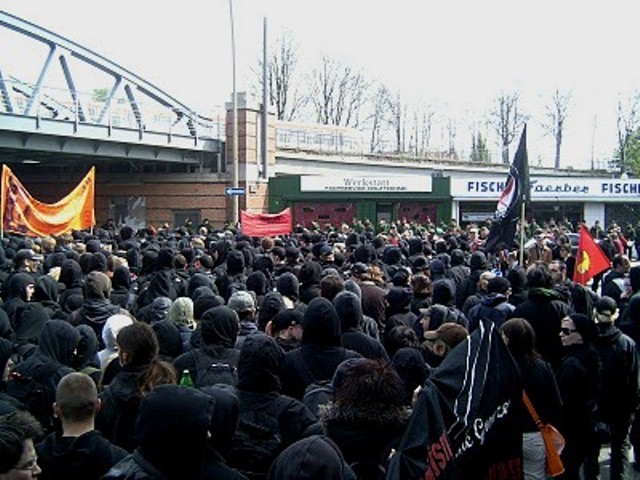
241,208,292,237
573,224,611,285
1,165,95,237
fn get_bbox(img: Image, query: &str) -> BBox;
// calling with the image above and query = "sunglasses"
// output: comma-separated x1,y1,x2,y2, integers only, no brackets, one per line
560,327,578,335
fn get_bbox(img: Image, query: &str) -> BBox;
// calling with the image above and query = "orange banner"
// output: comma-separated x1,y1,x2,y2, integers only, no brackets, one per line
1,165,95,237
240,208,292,237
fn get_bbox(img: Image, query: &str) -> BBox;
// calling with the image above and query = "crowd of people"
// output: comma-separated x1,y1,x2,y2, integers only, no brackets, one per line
0,215,638,479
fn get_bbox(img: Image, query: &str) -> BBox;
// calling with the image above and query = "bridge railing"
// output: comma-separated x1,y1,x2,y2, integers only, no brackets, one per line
0,79,226,141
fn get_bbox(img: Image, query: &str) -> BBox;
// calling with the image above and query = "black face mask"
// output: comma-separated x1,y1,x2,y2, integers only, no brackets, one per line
423,347,443,369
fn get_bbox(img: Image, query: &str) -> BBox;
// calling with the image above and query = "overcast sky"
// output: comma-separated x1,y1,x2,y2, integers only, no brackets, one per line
2,0,640,169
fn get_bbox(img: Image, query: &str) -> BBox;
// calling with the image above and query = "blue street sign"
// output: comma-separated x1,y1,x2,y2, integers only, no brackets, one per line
225,187,246,196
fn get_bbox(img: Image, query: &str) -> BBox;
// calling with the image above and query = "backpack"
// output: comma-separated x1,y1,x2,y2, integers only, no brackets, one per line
302,379,334,417
226,396,292,480
191,349,238,388
5,369,56,431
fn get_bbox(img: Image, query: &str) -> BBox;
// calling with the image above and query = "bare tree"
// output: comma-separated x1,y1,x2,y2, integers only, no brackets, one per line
387,92,408,153
253,30,306,121
310,56,368,127
446,117,457,157
616,91,640,173
407,102,435,156
542,89,571,169
367,83,393,152
489,92,527,163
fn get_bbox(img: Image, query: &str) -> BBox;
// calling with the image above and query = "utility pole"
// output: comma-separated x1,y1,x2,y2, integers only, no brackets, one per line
229,0,239,225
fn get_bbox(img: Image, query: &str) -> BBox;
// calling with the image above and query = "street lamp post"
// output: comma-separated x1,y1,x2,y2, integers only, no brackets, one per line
229,0,239,226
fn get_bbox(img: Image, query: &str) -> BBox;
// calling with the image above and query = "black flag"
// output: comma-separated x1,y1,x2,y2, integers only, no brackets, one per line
386,320,523,479
484,126,530,253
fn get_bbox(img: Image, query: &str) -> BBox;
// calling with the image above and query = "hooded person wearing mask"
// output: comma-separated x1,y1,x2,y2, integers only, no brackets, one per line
58,259,84,314
12,302,50,361
280,297,361,400
173,305,241,388
226,335,317,479
103,384,214,480
68,271,127,349
110,265,136,312
33,275,63,320
333,291,388,362
6,320,80,432
3,272,35,327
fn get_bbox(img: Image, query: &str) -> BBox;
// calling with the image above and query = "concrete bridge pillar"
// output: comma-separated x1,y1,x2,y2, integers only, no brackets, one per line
225,92,276,221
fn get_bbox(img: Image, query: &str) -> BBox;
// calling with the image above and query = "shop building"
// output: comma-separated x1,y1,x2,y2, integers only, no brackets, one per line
451,176,640,228
269,174,450,227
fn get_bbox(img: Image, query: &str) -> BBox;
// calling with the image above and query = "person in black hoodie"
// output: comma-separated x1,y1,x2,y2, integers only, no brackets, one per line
280,297,361,400
333,291,388,362
512,262,571,370
199,385,248,480
33,275,63,320
172,306,241,388
103,384,214,480
556,313,601,480
227,335,317,479
267,435,356,480
58,259,84,314
6,320,80,432
36,372,127,480
110,265,136,312
298,261,322,305
68,271,126,349
3,272,34,327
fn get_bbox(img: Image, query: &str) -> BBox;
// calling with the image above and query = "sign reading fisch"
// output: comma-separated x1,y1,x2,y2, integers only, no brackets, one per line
300,175,432,193
451,177,640,200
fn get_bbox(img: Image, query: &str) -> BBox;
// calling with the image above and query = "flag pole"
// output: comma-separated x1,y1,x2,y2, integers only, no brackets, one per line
519,197,525,267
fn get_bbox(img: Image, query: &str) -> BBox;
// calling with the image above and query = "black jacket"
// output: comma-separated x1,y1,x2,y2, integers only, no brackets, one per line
593,323,639,421
36,430,128,480
512,287,571,369
556,344,601,440
280,298,361,400
104,385,215,480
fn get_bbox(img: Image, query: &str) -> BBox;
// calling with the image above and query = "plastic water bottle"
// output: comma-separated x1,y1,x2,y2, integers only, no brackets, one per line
179,369,194,388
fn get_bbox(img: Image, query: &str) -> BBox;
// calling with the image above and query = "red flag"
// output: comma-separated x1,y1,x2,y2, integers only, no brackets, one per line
573,224,611,285
240,208,292,237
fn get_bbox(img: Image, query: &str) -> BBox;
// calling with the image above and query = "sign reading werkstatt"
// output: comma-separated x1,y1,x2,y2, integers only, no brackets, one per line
300,175,432,193
451,176,640,201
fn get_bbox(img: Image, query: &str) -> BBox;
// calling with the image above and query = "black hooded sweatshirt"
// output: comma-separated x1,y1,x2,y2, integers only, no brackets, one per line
8,320,80,430
173,306,241,383
280,297,361,400
36,430,128,480
103,384,214,480
333,291,388,362
3,272,34,326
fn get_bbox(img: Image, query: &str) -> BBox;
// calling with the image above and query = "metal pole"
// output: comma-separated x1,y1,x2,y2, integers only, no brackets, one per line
229,0,239,225
261,17,268,180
